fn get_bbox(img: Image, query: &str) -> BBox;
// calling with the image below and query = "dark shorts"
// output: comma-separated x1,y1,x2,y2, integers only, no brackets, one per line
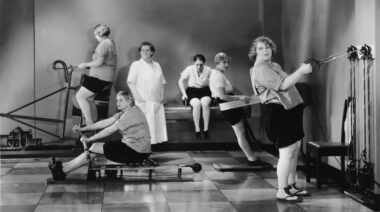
81,75,112,94
262,103,305,148
103,141,151,163
217,99,245,126
186,87,212,101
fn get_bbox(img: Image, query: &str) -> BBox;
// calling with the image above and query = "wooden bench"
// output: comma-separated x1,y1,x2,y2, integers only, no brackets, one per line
164,104,223,121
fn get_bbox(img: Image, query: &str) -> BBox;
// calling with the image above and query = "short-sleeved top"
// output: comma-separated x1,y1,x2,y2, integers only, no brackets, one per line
209,69,233,98
89,38,117,82
250,61,303,110
127,59,166,102
179,65,212,88
112,106,151,153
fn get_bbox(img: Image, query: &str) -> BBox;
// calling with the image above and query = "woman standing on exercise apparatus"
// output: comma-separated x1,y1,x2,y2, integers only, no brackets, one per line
48,91,151,181
76,24,117,125
178,54,212,140
249,36,311,202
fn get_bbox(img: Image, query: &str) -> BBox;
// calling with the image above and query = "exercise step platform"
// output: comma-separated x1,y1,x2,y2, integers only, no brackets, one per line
213,162,275,172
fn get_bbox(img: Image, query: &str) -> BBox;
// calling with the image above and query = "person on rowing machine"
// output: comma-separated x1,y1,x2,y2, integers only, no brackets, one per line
48,91,151,181
75,24,117,126
209,52,272,168
249,36,312,202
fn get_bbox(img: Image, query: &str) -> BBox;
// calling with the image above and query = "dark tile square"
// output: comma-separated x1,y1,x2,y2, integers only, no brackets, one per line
102,203,169,212
188,151,232,158
164,190,227,202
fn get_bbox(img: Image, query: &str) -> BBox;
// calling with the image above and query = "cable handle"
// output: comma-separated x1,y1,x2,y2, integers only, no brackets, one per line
51,59,78,83
304,59,321,73
304,45,361,73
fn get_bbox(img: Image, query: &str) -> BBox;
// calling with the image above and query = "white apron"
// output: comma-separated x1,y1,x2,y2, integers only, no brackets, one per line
128,59,168,144
135,101,167,144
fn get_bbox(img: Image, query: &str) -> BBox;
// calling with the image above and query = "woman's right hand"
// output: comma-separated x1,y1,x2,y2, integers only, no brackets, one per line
181,94,188,101
78,63,88,69
299,63,312,74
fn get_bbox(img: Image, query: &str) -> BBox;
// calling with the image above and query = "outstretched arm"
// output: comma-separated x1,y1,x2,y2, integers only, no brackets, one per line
280,63,312,90
73,116,117,133
81,124,118,144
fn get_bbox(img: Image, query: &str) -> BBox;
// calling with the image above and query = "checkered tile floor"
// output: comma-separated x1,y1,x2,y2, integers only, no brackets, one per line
0,151,374,212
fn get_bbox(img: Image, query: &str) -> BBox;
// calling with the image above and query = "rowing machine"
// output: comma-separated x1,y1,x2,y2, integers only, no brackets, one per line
87,158,202,181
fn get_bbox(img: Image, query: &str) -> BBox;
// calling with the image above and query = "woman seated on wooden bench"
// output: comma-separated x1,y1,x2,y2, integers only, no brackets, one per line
48,91,151,181
178,54,212,140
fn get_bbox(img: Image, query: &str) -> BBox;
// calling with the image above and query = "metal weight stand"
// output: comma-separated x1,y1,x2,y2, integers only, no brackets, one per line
0,60,79,149
342,45,378,210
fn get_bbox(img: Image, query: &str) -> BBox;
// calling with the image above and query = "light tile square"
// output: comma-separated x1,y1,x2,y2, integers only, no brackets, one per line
221,188,277,201
35,204,102,212
0,174,51,183
103,191,166,204
169,202,237,212
159,180,218,191
1,192,43,205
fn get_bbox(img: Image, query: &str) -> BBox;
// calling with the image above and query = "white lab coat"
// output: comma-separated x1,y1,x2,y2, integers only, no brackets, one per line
127,59,168,144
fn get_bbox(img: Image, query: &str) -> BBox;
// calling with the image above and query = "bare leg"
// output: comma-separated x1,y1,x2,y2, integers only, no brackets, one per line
276,142,298,198
200,97,211,131
62,143,104,175
288,140,301,184
76,87,96,125
231,121,258,161
189,98,201,132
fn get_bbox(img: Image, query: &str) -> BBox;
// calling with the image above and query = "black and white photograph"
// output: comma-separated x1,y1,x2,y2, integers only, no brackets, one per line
0,0,379,211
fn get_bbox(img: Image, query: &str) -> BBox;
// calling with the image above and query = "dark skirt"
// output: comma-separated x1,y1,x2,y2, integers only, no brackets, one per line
103,141,150,163
186,87,212,101
217,99,245,126
81,74,112,94
262,103,304,148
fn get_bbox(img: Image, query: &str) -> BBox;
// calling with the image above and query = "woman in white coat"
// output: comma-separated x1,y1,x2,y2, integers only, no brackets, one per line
127,41,168,144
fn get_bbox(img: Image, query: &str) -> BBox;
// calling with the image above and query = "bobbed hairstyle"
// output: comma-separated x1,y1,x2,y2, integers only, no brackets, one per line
116,90,135,106
193,54,206,63
248,36,277,61
214,52,231,65
94,24,111,37
138,41,156,54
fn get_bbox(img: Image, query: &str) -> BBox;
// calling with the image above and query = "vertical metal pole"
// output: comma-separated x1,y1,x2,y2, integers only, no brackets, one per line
60,71,72,140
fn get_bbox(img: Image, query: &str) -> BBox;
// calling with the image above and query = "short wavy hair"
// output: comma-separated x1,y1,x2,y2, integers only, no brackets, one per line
214,52,231,65
117,91,135,107
138,41,156,54
248,36,277,61
193,54,206,63
94,24,111,37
